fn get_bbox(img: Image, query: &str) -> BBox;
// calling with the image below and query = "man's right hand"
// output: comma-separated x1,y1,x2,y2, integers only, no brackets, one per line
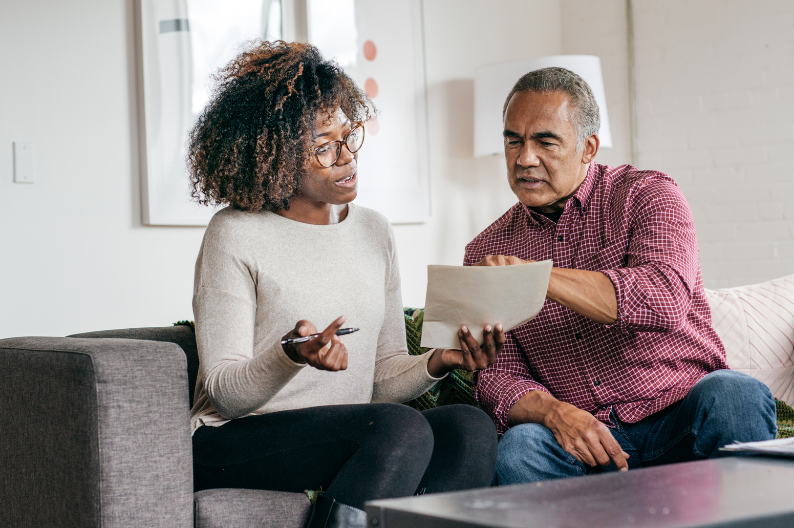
509,391,629,471
280,316,348,371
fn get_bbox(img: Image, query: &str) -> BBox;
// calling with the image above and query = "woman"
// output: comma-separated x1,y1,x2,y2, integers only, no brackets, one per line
187,41,503,528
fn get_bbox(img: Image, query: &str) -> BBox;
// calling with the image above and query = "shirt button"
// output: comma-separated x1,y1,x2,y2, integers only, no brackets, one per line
599,405,607,410
574,332,582,340
557,235,564,242
594,380,601,387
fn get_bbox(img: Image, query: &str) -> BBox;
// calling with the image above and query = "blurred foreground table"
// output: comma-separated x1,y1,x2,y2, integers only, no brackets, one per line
366,457,794,528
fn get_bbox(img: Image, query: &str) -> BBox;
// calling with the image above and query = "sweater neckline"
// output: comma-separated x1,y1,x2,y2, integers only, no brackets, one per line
262,202,357,230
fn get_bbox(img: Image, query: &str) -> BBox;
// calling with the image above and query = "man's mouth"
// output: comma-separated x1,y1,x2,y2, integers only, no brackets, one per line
335,172,357,187
517,176,545,186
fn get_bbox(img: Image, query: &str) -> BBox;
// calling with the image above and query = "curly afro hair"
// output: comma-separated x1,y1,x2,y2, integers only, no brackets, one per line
187,41,373,212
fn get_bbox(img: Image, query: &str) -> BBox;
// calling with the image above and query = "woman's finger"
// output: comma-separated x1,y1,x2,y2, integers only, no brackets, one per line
458,329,474,370
493,323,506,352
293,320,318,337
340,346,349,370
321,336,342,370
309,315,346,352
460,325,485,368
332,342,347,371
481,325,496,367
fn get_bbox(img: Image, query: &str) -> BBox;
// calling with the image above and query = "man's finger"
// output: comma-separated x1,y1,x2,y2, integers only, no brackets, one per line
602,438,630,472
588,439,612,467
572,443,597,467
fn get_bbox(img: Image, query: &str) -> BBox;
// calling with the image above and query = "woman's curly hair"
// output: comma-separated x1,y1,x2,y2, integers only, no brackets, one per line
187,41,373,212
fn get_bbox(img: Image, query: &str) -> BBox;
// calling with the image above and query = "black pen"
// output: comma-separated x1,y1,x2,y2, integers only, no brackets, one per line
281,328,360,346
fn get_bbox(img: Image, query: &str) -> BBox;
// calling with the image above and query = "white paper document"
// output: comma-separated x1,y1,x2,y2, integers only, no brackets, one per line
420,261,553,350
720,437,794,457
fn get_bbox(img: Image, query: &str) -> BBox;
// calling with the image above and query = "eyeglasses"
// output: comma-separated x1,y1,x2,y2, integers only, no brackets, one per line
313,123,366,167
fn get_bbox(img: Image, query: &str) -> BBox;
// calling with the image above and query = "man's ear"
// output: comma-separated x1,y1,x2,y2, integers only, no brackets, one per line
581,134,599,164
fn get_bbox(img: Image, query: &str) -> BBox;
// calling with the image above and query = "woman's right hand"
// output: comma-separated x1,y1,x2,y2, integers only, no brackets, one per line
280,316,349,371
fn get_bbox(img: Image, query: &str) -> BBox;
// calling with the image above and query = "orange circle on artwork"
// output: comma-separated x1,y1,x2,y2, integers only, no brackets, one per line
363,40,377,61
364,78,378,98
366,118,380,136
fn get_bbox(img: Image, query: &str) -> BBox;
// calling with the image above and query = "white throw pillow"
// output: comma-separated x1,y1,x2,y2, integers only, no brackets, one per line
705,274,794,407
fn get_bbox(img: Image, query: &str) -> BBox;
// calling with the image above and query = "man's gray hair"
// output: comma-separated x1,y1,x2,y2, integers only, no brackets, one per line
503,67,600,152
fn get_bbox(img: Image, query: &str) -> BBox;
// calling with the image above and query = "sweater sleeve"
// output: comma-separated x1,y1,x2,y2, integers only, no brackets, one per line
193,220,305,420
371,225,445,403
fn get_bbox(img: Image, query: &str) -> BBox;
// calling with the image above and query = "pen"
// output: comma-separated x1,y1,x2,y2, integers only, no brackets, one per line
281,327,360,346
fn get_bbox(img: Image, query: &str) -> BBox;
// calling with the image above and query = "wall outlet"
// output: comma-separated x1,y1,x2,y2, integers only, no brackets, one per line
13,141,34,183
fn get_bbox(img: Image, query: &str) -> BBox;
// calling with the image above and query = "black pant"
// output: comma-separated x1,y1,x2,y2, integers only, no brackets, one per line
193,403,497,510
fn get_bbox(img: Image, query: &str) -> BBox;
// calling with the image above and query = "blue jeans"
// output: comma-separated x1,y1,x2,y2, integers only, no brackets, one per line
495,370,778,484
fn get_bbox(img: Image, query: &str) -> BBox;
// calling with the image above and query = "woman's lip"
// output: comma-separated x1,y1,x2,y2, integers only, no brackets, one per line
334,172,357,188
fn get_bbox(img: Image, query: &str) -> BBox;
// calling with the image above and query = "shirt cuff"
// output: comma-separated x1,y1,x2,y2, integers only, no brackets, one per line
492,380,551,435
598,268,627,332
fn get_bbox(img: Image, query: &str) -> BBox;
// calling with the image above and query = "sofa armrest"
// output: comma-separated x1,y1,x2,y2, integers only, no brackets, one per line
0,336,193,527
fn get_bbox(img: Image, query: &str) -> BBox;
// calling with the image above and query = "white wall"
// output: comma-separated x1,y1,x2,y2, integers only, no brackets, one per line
395,0,563,307
562,0,794,289
631,0,794,288
0,0,563,336
0,0,205,337
4,0,791,338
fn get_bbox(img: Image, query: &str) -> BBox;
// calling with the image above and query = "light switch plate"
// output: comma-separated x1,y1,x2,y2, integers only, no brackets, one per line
13,141,34,183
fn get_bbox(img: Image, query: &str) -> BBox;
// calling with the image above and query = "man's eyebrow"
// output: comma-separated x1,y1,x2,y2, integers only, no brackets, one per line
503,129,521,138
312,120,352,140
531,131,562,141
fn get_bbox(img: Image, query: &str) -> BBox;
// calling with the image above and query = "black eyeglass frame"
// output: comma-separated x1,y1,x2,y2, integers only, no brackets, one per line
313,122,366,168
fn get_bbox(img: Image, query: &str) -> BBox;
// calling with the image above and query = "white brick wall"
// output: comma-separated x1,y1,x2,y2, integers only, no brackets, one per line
632,0,794,288
564,0,794,289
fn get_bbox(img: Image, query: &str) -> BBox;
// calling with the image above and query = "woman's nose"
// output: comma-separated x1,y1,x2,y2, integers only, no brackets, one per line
336,143,356,165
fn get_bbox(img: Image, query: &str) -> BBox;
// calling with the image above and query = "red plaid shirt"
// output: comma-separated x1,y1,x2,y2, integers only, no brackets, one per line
469,163,728,434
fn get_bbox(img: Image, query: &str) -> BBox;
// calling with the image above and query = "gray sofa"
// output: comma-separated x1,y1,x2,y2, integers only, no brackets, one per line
0,326,312,528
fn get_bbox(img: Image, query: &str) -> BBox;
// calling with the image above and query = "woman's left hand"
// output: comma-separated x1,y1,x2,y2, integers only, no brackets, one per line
426,324,506,378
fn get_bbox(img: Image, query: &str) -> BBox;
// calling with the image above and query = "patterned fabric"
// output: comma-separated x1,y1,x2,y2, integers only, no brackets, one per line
705,275,794,407
468,163,729,434
777,400,794,439
176,314,792,437
402,308,477,410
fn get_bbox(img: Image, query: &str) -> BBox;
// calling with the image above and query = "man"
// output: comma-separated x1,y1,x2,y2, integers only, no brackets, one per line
465,67,777,483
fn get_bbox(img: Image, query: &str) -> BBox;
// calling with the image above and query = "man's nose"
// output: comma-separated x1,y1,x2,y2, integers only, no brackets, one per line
517,143,540,168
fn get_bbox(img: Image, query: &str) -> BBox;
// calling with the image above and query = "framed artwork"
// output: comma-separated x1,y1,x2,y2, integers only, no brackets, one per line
307,0,431,223
136,0,430,226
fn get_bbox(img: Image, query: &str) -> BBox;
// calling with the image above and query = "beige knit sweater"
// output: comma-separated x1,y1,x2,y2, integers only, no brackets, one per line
190,204,441,433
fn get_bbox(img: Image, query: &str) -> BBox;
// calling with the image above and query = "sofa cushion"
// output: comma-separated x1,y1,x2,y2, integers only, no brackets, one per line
193,488,311,528
705,274,794,407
